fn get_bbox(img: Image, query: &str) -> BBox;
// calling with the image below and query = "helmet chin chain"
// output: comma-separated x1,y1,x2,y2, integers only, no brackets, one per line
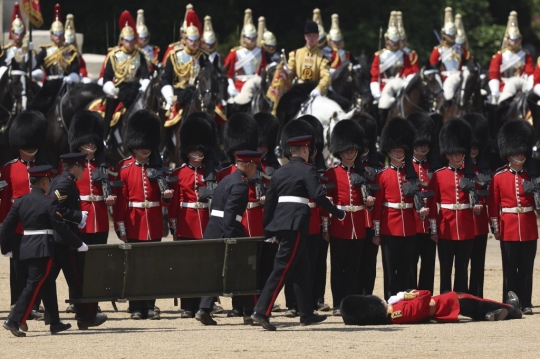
389,154,405,162
510,156,526,165
134,149,151,158
81,146,96,153
21,149,38,156
188,152,204,161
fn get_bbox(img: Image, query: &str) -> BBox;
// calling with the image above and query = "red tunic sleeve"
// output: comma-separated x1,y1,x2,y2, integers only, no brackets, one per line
429,47,440,67
224,50,237,79
488,53,502,81
370,53,380,83
390,290,433,324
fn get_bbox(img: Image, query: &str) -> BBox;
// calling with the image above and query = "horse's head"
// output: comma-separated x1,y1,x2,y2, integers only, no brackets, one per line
422,68,444,112
197,60,219,114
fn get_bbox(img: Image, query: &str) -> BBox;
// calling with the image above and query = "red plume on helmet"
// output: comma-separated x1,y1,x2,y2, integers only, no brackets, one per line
9,2,25,40
185,10,202,35
119,10,137,38
54,3,61,21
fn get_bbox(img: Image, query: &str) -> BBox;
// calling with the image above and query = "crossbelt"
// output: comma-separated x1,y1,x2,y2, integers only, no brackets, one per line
440,203,471,210
180,202,209,209
24,229,53,235
384,202,413,209
278,196,309,205
502,206,534,214
80,195,104,202
336,205,365,212
128,201,160,208
211,210,242,222
246,202,260,209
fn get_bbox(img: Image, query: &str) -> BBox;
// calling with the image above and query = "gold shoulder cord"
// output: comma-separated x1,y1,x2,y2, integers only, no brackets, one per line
110,49,139,86
43,44,78,73
170,50,200,89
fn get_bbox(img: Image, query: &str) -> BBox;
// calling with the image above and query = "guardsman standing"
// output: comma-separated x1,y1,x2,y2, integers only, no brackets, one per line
489,11,534,105
0,110,48,320
325,120,374,315
168,112,215,318
370,11,417,123
136,10,160,73
1,166,79,337
490,120,538,315
431,119,481,294
49,152,108,330
287,20,331,98
373,118,425,300
429,7,470,109
225,9,267,103
354,113,383,296
251,135,346,331
406,113,437,293
195,150,263,326
114,110,173,320
463,113,491,298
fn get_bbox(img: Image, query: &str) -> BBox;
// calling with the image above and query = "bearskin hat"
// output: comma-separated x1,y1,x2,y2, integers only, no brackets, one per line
254,112,279,149
352,113,377,149
297,115,324,154
68,110,104,153
340,295,390,326
280,119,315,159
9,110,48,150
331,120,365,158
406,112,435,147
223,113,258,159
498,120,534,160
124,109,161,151
179,112,215,164
380,117,415,155
462,113,489,152
439,118,472,155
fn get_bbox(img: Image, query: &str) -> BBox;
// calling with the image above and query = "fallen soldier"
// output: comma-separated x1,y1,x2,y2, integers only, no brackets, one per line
340,290,522,325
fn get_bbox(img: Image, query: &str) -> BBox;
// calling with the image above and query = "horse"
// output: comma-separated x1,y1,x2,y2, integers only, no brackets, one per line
440,61,483,123
385,72,430,126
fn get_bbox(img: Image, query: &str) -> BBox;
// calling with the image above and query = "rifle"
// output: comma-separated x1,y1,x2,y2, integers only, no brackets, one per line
402,179,434,214
459,177,489,211
146,167,179,194
91,167,124,205
198,171,216,201
522,177,540,209
349,172,381,200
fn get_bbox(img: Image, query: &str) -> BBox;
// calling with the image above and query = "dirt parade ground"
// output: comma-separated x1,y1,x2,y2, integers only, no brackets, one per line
2,230,540,359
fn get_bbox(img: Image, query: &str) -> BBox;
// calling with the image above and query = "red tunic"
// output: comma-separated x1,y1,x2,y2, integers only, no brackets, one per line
430,166,476,240
407,50,420,75
370,51,415,90
324,164,367,239
114,157,169,240
329,49,350,69
0,158,37,234
389,290,460,324
488,51,534,90
224,47,267,91
412,159,437,234
533,58,540,86
373,165,417,237
168,163,209,239
79,55,88,78
488,167,538,242
58,158,111,233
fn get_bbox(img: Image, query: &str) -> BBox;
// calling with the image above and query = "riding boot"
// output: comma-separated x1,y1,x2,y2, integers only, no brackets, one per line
378,109,389,127
103,97,119,148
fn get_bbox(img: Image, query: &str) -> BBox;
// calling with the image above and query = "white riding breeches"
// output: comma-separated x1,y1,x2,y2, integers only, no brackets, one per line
443,72,461,101
499,77,528,103
379,78,404,109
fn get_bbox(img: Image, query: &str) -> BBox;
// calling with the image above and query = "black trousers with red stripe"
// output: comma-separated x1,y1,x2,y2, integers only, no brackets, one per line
9,257,59,325
438,238,474,294
254,230,313,317
410,233,437,294
313,235,330,303
500,240,537,307
50,244,97,320
381,235,416,300
469,234,488,298
330,236,365,308
457,293,514,320
357,228,378,295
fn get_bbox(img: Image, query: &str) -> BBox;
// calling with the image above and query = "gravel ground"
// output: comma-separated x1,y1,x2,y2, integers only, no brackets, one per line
1,231,540,358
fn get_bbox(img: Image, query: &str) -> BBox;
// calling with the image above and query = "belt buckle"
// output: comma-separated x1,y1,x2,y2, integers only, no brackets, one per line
347,205,355,212
453,203,462,210
142,201,150,208
398,203,406,209
89,195,97,201
517,206,524,213
194,202,203,209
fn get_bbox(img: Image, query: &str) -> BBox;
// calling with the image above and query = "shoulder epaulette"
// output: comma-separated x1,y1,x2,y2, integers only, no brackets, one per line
433,167,445,173
119,162,132,171
494,168,508,176
218,164,234,173
3,158,17,166
375,49,383,56
230,46,241,52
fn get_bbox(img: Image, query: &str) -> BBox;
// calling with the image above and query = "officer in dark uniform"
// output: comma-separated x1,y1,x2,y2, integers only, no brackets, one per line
251,135,346,331
1,166,78,337
48,153,107,330
196,150,263,326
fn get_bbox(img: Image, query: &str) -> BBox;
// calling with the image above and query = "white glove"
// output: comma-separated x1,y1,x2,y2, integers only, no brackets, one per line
310,88,321,97
527,75,534,92
161,84,174,110
82,77,92,84
227,78,238,97
63,72,80,84
103,81,118,97
0,66,7,79
2,251,12,258
370,82,381,99
264,237,278,243
534,84,540,98
32,69,44,82
97,77,104,86
77,242,89,252
139,78,151,92
78,211,88,229
488,79,500,98
387,292,405,305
